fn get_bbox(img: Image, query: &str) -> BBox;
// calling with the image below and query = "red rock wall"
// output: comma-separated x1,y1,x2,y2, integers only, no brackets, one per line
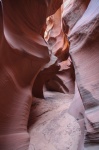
0,0,99,150
0,0,63,149
0,2,3,44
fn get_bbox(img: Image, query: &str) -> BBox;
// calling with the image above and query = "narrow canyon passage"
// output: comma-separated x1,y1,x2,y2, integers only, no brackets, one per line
0,0,99,150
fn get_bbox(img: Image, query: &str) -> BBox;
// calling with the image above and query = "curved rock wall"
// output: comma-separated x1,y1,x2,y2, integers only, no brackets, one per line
0,0,63,150
0,0,99,150
63,0,99,149
62,0,99,149
32,6,74,98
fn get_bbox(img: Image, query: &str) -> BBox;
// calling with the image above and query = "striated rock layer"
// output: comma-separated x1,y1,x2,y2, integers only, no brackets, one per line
62,0,99,149
0,0,99,150
69,0,99,144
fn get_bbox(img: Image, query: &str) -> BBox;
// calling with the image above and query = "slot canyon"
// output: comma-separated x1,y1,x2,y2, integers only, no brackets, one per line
0,0,99,150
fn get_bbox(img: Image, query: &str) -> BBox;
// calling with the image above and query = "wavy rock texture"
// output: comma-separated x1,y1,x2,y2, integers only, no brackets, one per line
70,0,99,137
32,7,75,98
44,8,75,95
0,0,68,150
0,0,99,150
66,0,99,149
0,0,80,150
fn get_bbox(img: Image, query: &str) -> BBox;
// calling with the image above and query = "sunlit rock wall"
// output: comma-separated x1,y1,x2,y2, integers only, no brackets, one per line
44,7,75,95
32,6,75,98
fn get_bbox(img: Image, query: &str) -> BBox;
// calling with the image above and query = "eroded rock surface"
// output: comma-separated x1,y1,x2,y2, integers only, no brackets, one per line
69,0,99,144
0,0,64,150
0,0,99,150
62,0,99,149
64,0,99,149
